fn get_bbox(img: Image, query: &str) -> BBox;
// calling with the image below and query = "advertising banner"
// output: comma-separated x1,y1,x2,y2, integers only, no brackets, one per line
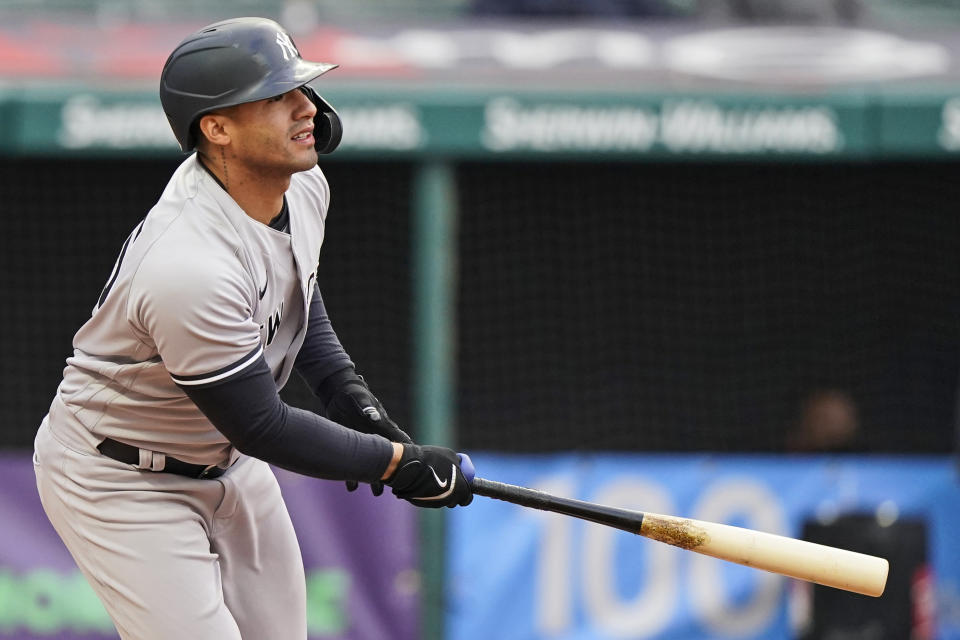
448,454,960,640
4,86,960,159
0,454,418,640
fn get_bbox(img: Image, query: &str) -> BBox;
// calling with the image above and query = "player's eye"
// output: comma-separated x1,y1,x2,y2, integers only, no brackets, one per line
268,94,284,103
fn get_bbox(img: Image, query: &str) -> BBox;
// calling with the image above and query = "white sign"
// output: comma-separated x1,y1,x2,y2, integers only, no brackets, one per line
59,95,174,149
482,97,843,154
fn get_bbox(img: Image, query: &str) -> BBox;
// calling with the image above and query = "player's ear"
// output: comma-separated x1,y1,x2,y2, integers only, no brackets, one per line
197,112,231,148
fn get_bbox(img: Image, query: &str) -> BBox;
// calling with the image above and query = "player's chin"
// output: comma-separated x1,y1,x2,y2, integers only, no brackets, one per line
289,147,319,171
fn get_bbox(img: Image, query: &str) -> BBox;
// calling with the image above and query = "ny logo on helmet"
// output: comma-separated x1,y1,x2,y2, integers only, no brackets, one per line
275,32,298,61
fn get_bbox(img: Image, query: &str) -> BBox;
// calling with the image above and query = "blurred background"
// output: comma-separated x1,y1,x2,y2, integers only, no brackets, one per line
1,0,960,638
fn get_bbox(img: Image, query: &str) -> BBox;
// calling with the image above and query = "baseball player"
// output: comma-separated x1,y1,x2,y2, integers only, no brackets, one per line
32,17,472,640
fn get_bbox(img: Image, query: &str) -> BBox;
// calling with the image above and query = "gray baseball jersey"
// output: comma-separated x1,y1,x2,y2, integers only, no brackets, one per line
47,154,326,465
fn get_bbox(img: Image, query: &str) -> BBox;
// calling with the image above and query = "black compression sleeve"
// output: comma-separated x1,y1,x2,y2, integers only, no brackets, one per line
180,355,393,482
294,283,354,394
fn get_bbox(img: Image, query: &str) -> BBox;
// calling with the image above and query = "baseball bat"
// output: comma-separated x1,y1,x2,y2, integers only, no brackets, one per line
456,454,888,597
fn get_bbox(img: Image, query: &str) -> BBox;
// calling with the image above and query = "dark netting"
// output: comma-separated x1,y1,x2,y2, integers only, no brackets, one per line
287,161,414,432
455,161,960,453
0,157,413,448
1,157,174,448
4,157,958,453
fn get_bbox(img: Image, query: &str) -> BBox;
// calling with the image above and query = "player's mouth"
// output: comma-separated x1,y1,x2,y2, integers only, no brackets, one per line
291,128,314,145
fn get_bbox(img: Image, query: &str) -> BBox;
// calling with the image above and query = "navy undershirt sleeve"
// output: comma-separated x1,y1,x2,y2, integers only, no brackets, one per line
179,355,393,482
294,283,355,396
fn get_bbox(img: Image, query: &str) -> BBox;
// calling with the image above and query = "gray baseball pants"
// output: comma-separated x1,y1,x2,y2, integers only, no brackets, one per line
34,420,307,639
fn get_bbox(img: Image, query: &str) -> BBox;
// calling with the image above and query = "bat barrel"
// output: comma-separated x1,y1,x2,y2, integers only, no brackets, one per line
641,513,890,597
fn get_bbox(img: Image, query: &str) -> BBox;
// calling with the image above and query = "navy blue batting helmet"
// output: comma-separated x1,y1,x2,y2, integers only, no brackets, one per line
159,17,342,154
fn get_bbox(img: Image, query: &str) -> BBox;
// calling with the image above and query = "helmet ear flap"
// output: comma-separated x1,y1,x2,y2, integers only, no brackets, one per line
314,110,342,154
301,85,342,154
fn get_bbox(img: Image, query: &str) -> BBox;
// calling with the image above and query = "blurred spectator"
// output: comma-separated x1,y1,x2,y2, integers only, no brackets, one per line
787,389,862,452
469,0,689,19
470,0,862,23
693,0,863,24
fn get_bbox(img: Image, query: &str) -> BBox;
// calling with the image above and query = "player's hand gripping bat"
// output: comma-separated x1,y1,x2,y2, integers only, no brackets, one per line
457,454,889,597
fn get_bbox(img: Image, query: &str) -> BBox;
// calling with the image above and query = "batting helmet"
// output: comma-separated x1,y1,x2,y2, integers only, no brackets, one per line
159,17,342,154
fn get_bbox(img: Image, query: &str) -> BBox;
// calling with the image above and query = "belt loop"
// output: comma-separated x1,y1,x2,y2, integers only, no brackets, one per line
137,448,150,470
136,448,166,472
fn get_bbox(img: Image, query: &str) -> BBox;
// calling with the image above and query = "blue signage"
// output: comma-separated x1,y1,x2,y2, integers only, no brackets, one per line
447,455,960,640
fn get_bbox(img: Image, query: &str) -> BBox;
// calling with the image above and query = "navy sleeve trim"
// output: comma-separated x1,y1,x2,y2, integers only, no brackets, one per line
170,345,263,388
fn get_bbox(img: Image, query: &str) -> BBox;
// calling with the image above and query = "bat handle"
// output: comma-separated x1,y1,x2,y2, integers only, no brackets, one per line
457,453,476,484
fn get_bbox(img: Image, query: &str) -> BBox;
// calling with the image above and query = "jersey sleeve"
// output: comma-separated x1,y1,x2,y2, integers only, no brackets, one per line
130,247,262,386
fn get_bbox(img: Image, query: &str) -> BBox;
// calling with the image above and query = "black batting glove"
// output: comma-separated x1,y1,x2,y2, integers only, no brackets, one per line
319,368,413,496
385,444,473,509
322,372,412,442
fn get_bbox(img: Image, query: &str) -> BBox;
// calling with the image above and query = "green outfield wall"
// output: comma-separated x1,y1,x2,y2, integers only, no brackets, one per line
2,85,960,159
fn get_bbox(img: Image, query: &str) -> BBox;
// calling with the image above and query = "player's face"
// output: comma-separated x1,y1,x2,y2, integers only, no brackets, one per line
225,88,319,174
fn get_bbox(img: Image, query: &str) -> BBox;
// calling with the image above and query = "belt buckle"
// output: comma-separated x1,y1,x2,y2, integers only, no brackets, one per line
197,464,219,479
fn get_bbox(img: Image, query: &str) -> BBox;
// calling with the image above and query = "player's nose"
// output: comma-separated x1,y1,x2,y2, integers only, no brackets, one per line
293,89,317,119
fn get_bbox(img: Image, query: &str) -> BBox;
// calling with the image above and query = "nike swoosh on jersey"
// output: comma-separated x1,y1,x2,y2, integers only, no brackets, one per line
258,282,268,300
418,464,457,501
